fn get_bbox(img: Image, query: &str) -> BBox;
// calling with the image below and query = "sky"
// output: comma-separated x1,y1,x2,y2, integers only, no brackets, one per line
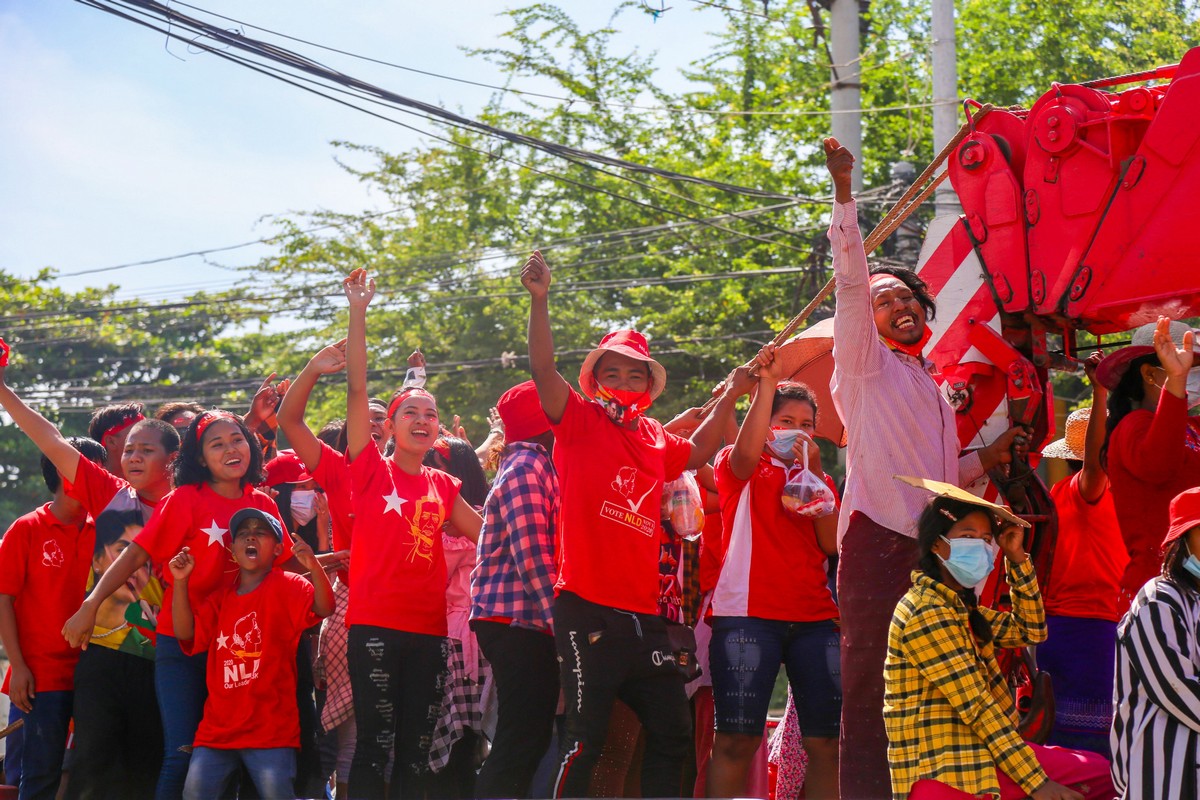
0,1,721,303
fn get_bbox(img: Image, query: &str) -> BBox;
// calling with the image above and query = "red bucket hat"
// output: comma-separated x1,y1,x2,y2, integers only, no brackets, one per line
497,380,551,442
1164,486,1200,548
263,450,313,486
578,330,667,401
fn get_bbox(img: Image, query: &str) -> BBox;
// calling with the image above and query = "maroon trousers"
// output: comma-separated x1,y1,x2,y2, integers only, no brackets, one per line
837,511,920,800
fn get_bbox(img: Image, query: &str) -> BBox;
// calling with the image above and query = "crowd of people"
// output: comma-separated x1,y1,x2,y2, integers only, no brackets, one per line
0,138,1197,800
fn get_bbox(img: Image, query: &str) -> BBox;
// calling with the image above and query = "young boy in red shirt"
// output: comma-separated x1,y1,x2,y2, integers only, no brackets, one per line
0,436,108,800
521,250,752,797
169,508,333,800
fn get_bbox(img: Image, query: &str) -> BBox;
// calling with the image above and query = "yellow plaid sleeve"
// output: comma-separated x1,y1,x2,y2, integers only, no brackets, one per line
978,558,1047,649
903,603,1049,796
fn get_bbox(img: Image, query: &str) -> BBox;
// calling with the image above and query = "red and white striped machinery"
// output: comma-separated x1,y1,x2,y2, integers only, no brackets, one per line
914,48,1200,588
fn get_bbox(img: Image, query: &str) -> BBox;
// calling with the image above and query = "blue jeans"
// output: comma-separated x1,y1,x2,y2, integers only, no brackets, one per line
154,635,208,800
7,689,73,800
182,747,296,800
709,616,842,737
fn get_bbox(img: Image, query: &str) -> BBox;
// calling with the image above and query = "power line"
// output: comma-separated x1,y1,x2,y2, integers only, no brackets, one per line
158,0,940,118
40,198,802,284
17,330,780,410
685,0,773,20
72,0,831,274
78,0,797,202
2,259,829,340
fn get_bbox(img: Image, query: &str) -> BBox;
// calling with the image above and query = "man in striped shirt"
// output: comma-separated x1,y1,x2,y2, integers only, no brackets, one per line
824,137,1029,798
469,380,560,799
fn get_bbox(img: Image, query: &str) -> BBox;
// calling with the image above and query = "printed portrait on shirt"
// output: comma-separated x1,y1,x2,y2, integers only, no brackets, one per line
42,539,66,568
406,495,444,566
218,611,263,689
601,465,658,537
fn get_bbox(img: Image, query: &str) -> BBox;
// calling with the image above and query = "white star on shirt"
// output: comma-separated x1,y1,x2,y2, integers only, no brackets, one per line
200,520,228,548
216,632,229,651
383,489,406,516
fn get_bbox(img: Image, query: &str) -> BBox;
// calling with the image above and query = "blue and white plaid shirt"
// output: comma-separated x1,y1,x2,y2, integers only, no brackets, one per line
469,442,560,631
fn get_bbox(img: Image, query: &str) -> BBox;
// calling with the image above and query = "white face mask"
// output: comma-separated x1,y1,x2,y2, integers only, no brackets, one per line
1187,367,1200,410
290,490,317,527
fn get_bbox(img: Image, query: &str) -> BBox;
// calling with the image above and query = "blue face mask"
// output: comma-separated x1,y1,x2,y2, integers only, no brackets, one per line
938,536,997,588
768,428,802,461
1185,554,1200,581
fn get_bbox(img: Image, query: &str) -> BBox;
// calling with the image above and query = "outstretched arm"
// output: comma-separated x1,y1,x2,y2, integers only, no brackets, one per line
825,137,887,378
686,366,756,470
729,344,784,480
448,495,483,544
0,361,82,485
279,339,348,469
522,251,571,424
343,270,376,461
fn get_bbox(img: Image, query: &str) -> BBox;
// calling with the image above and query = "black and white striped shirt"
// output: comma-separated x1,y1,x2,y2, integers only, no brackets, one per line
1112,577,1200,799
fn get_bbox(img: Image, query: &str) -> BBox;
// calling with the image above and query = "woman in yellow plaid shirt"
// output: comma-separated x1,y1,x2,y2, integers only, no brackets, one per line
882,480,1113,800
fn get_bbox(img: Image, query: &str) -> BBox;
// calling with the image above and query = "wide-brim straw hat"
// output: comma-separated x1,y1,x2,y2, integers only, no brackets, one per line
1040,407,1091,461
1095,320,1199,390
578,329,667,400
894,474,1031,529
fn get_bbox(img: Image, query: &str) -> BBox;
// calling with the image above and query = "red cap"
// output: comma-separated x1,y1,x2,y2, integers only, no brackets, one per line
264,450,313,486
578,329,667,400
497,380,551,442
1165,487,1200,548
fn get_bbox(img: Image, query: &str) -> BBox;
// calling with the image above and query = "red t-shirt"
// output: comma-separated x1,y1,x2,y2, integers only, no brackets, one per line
551,390,692,614
711,447,839,622
346,444,461,636
134,484,288,641
186,570,319,750
309,442,354,584
1042,473,1127,621
0,505,94,693
1107,390,1200,603
64,455,160,523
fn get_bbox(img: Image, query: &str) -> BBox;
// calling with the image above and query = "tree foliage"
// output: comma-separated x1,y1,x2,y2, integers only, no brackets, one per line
1,0,1197,528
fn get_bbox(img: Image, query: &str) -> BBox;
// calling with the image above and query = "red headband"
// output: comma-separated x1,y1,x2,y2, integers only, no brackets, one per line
387,388,436,420
0,337,9,368
101,413,145,443
195,411,240,441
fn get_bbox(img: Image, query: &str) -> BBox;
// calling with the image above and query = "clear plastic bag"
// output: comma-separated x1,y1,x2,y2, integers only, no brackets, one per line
662,470,705,541
780,435,836,518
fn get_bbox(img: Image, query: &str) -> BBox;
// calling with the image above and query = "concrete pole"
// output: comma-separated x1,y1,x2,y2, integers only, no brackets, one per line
829,0,863,194
932,0,961,216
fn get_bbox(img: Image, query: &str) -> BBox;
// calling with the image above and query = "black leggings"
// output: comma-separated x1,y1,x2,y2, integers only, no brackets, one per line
66,645,163,800
346,625,448,800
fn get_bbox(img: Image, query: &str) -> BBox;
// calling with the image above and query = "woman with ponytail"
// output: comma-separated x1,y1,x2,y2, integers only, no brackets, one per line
882,484,1112,800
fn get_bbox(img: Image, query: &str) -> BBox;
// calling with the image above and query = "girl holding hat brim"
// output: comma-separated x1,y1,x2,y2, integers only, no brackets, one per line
883,479,1113,800
1111,486,1200,798
521,249,753,798
1098,315,1200,613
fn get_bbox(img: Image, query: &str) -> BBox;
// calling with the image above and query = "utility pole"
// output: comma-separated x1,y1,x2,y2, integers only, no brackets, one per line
829,0,863,194
931,0,961,216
